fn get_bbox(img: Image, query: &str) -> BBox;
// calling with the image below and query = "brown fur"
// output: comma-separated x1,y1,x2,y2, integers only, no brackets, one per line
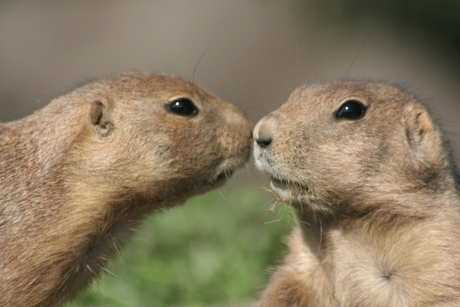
253,82,460,306
0,73,253,306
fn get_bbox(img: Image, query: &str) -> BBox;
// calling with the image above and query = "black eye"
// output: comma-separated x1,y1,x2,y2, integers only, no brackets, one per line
166,98,198,116
334,100,366,120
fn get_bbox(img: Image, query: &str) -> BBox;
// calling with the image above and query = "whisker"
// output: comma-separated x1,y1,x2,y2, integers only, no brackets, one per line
192,47,210,82
343,39,367,79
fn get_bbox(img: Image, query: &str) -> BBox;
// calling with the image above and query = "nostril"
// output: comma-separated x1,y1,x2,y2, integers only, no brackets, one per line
254,115,275,149
255,137,272,148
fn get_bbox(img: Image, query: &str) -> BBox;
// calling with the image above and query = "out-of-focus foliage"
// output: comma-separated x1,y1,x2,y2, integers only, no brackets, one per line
64,188,295,307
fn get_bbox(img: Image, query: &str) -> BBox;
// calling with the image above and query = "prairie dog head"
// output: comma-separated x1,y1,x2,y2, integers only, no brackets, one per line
0,73,253,306
59,73,253,205
253,82,450,215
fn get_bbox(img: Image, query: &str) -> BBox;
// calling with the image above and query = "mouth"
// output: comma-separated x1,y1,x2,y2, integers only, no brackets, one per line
211,169,235,187
269,175,327,213
192,169,235,196
271,177,292,190
269,176,311,201
193,152,249,197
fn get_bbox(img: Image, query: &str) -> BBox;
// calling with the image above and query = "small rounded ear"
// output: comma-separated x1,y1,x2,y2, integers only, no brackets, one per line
401,103,443,159
402,104,434,145
89,100,113,137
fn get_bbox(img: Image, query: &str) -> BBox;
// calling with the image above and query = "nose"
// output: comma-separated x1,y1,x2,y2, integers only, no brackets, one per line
253,115,275,149
255,136,272,148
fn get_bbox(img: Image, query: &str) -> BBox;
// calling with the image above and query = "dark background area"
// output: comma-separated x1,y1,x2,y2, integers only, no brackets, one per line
1,1,459,138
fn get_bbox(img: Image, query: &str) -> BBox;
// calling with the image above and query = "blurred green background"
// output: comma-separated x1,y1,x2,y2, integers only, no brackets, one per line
64,187,295,307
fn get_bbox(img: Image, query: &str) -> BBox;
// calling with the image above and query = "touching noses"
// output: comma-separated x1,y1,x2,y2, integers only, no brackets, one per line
253,115,275,149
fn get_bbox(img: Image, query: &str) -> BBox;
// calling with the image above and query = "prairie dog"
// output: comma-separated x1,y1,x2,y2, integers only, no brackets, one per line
253,82,460,306
0,73,253,306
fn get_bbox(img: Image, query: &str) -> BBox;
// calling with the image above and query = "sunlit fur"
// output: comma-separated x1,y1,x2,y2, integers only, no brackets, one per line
254,82,460,306
0,73,253,306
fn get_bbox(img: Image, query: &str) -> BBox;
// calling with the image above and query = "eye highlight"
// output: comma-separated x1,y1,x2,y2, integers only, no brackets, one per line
334,100,366,120
166,98,198,116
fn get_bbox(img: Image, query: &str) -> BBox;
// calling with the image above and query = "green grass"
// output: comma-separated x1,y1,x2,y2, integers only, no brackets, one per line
65,186,295,307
